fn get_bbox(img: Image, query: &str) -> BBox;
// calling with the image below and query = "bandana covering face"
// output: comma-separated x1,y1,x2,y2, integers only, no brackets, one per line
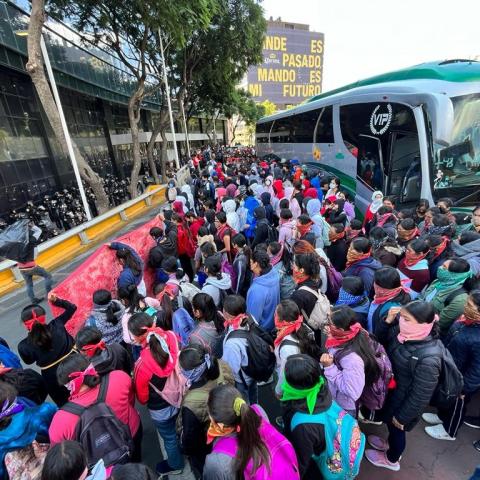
431,237,449,259
181,353,211,384
206,421,236,445
329,230,346,243
66,364,98,398
397,226,419,242
224,313,248,330
373,283,409,305
458,301,480,325
0,397,24,420
281,377,325,414
397,315,437,343
293,268,309,285
335,288,365,306
269,244,284,267
346,249,371,269
404,249,429,268
274,313,303,347
435,267,472,289
82,341,106,358
325,322,363,348
297,221,313,237
24,309,46,331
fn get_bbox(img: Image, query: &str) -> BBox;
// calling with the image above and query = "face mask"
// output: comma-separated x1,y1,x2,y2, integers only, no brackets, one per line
329,182,336,189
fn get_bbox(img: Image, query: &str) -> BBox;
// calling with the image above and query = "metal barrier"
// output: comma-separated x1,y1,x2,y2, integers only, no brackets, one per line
0,165,190,294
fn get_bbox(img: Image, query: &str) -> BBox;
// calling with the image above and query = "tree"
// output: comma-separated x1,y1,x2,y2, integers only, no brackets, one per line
227,90,265,145
259,99,277,117
26,0,110,214
50,0,215,196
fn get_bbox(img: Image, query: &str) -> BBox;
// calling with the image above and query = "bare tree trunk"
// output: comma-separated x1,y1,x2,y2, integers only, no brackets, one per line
127,80,145,198
146,106,169,184
26,0,109,214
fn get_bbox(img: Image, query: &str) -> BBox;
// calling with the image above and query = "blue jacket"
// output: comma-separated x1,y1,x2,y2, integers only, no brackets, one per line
0,403,56,478
310,176,323,203
110,242,144,290
343,257,382,297
244,196,260,239
446,322,480,394
246,268,280,331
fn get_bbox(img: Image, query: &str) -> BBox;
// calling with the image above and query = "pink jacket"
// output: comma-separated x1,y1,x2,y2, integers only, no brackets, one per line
278,220,296,245
49,370,140,444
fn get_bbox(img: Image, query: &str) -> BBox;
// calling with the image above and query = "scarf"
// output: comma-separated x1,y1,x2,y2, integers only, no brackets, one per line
431,237,449,260
397,226,419,242
297,221,313,237
142,325,172,357
66,364,98,398
206,421,236,445
397,315,437,343
329,230,345,243
404,249,429,268
274,313,303,347
335,288,365,306
373,283,408,304
345,227,362,242
82,341,106,358
293,269,310,284
270,244,284,267
24,309,46,331
458,301,480,325
0,397,24,421
281,377,325,414
325,322,362,348
435,268,472,290
428,224,452,236
376,212,393,227
181,353,211,384
224,313,248,330
346,249,371,269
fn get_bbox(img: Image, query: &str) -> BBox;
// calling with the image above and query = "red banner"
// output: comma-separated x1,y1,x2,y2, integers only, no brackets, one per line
50,216,162,336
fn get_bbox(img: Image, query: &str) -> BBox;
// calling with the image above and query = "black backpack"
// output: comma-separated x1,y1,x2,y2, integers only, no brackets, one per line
258,218,279,243
227,320,275,384
61,375,133,468
410,340,464,408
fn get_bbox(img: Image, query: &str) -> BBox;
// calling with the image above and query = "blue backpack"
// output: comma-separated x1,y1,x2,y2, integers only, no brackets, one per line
0,343,21,369
290,401,365,479
172,308,195,347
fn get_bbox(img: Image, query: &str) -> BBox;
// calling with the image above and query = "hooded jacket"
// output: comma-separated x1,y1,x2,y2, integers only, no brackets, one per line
260,192,275,224
246,267,280,331
306,199,324,249
86,300,125,345
202,273,232,308
251,206,270,249
244,195,260,239
223,199,240,232
452,239,480,276
91,343,133,377
110,242,144,291
278,219,296,246
343,257,382,296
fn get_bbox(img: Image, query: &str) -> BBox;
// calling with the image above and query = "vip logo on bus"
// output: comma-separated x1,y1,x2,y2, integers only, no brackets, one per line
370,104,393,135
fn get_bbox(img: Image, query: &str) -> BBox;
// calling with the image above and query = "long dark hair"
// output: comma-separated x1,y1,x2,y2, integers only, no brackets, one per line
330,306,380,386
208,385,270,478
21,304,52,350
232,233,252,265
93,289,119,325
0,383,17,430
75,326,104,357
276,300,320,359
118,285,145,314
116,248,142,276
57,353,101,389
128,313,169,368
41,440,87,480
192,293,224,334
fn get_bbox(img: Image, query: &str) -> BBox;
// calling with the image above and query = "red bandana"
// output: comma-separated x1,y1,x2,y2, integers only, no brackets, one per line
404,250,429,268
274,313,303,347
325,322,363,349
24,309,46,332
224,313,248,330
431,237,449,260
82,341,107,358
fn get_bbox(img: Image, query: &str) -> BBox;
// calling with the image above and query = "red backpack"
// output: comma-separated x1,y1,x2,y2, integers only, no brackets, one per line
177,223,196,257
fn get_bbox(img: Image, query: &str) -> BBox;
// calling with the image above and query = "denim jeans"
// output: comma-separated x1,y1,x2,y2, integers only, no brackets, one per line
235,380,258,405
21,266,53,302
153,414,184,470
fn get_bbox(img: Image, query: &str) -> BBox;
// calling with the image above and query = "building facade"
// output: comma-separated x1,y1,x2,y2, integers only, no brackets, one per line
0,0,227,216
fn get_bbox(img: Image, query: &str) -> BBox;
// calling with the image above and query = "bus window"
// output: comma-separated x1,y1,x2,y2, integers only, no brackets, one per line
432,94,480,205
314,106,334,143
270,117,294,143
256,121,272,144
291,109,319,143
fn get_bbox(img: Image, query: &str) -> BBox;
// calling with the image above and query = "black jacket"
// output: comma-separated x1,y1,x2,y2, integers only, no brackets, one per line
325,239,348,272
446,322,480,394
91,343,133,377
18,298,76,406
376,318,442,430
251,219,270,249
283,387,332,479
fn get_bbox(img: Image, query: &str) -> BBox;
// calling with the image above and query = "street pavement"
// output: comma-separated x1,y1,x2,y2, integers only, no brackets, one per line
0,207,478,479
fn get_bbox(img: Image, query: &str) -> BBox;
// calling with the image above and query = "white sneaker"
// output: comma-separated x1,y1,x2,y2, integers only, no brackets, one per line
425,424,456,441
422,413,442,425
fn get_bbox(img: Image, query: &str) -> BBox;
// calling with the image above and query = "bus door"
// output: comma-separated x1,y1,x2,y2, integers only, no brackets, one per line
385,130,421,206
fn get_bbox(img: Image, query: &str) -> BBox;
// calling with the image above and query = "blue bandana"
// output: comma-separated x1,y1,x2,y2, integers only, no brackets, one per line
335,288,365,306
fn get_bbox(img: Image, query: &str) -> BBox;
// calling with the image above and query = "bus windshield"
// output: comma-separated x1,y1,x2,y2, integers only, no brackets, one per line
432,94,480,202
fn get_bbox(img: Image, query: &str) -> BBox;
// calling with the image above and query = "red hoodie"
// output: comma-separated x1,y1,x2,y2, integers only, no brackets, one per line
134,329,179,407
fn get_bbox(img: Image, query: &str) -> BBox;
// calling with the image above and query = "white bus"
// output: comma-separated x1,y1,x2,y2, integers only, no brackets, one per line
256,60,480,215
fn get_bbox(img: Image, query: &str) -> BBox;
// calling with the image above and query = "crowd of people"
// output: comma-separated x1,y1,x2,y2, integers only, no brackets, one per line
0,145,479,480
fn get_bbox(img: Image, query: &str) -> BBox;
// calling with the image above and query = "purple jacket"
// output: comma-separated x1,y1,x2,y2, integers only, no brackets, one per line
324,347,365,412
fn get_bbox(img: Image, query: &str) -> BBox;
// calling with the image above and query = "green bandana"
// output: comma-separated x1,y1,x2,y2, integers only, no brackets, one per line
435,267,472,290
281,377,325,414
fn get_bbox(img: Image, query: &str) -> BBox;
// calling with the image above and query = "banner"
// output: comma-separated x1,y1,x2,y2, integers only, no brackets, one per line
49,217,162,336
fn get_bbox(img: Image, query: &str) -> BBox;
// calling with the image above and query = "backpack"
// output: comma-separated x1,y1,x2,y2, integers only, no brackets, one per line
298,286,330,330
325,263,343,303
61,375,133,469
290,402,365,480
334,336,393,411
172,308,195,347
227,321,276,383
148,360,189,409
410,340,463,408
258,218,279,243
178,280,202,303
213,404,300,480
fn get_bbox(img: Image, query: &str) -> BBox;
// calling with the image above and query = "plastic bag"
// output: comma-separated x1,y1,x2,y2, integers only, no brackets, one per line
0,219,33,263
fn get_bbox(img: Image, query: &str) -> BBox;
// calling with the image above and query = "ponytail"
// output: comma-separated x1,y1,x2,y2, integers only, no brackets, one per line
21,304,52,349
149,335,169,368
